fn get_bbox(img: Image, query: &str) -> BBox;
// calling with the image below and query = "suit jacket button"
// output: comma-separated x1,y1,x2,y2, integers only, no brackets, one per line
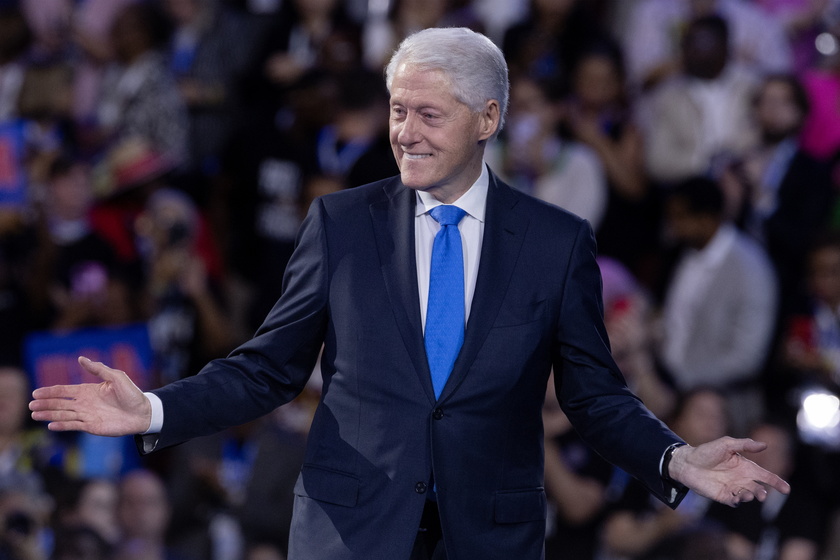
415,482,427,494
433,408,444,420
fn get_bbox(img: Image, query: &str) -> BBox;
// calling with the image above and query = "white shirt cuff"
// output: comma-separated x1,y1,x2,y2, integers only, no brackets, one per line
143,392,164,434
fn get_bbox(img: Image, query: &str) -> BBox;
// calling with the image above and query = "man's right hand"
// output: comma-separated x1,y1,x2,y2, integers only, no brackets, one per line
29,356,152,436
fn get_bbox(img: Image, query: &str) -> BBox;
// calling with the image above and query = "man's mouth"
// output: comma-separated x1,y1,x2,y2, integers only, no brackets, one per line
404,153,431,160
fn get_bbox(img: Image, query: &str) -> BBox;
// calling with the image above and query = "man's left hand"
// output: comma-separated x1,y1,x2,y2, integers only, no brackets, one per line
667,437,791,507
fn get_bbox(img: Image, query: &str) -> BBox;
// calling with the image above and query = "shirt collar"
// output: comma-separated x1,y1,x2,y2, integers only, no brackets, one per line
415,164,488,223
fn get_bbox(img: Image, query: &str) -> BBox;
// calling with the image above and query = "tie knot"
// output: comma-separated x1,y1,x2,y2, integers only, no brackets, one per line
429,205,467,227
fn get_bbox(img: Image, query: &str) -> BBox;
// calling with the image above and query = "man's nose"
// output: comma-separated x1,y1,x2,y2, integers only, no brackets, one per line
397,113,421,145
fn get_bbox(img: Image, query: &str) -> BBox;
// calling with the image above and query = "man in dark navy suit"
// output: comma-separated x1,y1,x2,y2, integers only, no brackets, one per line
30,27,789,560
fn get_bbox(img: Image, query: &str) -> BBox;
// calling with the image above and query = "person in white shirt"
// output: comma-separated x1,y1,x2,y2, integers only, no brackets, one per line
659,175,778,435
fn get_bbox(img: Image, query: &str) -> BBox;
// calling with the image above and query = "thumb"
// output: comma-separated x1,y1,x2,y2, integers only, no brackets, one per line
78,356,122,382
734,438,768,454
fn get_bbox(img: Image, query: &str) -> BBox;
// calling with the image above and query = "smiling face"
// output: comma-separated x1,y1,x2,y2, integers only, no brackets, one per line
389,64,499,203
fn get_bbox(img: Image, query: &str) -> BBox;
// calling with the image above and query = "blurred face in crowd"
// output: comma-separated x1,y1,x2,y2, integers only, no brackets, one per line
665,197,719,250
682,23,728,80
808,244,840,307
164,0,202,26
507,77,557,145
110,7,153,64
672,390,728,446
389,64,499,203
573,53,622,111
75,480,119,544
532,0,577,19
48,163,92,222
136,191,197,254
0,368,28,437
755,79,804,144
293,0,339,18
117,471,170,540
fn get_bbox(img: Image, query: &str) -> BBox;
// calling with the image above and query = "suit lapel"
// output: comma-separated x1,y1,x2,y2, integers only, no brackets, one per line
370,172,530,404
370,179,436,404
438,171,529,402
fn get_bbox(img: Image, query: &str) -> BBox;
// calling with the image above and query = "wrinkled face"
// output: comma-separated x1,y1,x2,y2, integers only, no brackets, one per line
389,65,499,203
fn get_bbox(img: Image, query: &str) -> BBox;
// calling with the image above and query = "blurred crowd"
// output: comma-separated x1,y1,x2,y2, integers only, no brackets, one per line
2,0,840,558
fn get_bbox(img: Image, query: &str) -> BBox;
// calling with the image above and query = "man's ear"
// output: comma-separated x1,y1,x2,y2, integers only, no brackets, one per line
478,99,501,141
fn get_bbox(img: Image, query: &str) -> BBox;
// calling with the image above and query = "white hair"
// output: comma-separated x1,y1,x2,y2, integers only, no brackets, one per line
385,27,509,139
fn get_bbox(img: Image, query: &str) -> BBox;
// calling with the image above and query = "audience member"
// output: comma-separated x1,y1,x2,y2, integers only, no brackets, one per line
565,44,662,283
657,176,778,435
642,15,760,185
0,473,53,560
779,232,840,391
52,477,120,547
707,421,829,560
502,0,612,92
0,6,33,121
63,0,136,125
0,207,38,364
238,0,363,123
484,74,608,229
362,0,485,71
725,74,834,316
598,256,676,420
134,188,236,385
0,366,55,487
599,388,731,560
165,389,315,559
27,155,134,331
95,3,189,163
799,37,840,160
162,0,252,179
622,0,792,92
542,372,613,560
50,525,113,560
113,469,195,560
307,68,398,193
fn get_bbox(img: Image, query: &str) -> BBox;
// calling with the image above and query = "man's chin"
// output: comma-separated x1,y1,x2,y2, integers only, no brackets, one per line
399,173,432,191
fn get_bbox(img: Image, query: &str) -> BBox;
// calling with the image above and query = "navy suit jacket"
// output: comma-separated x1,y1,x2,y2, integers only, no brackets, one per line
148,170,685,559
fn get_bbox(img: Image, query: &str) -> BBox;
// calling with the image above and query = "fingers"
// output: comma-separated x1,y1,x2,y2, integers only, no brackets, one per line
44,421,89,432
758,471,791,495
31,383,83,400
30,397,82,413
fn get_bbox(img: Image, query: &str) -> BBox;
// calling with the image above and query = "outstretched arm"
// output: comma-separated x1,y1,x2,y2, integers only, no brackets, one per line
667,437,791,507
29,356,152,436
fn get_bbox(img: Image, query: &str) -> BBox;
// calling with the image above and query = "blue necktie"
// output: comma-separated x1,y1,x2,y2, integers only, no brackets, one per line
425,205,467,399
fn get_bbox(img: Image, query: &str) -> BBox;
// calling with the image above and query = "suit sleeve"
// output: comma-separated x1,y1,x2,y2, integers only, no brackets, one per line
140,198,331,451
552,220,687,507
